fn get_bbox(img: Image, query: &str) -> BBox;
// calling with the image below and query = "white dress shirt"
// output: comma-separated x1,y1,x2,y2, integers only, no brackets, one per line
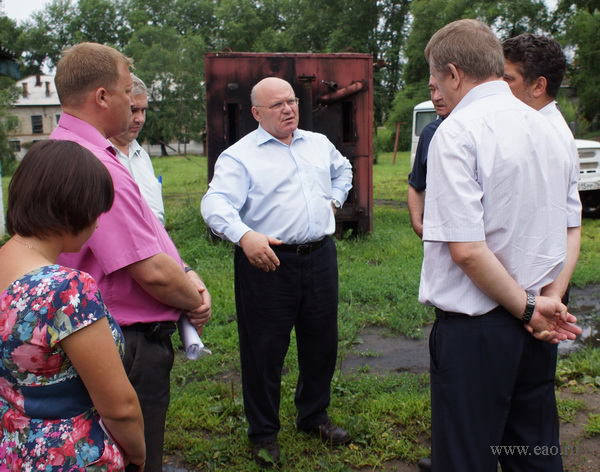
419,81,577,315
115,140,165,225
539,101,582,227
201,125,353,244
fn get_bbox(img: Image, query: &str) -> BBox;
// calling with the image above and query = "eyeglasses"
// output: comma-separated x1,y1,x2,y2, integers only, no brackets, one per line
255,97,299,111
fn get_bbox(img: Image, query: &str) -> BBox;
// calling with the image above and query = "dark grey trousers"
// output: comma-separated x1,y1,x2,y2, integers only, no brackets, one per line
121,328,175,472
430,306,562,472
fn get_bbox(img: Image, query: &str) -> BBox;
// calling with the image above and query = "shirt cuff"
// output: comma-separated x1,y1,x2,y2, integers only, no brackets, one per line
331,188,347,206
225,221,253,244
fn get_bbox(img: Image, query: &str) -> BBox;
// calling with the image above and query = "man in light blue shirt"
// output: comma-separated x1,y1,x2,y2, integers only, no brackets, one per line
202,77,352,468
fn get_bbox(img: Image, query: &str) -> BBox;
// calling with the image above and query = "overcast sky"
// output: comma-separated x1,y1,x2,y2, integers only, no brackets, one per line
2,0,49,23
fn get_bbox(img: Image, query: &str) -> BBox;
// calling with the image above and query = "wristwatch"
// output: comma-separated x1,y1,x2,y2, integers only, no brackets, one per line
522,293,535,323
184,266,194,273
332,199,342,210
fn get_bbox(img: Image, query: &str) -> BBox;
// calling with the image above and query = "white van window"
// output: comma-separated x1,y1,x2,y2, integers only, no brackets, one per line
415,111,438,137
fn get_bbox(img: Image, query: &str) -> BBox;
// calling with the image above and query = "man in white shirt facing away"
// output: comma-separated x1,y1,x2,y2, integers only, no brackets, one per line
502,33,582,306
110,74,165,225
420,19,582,472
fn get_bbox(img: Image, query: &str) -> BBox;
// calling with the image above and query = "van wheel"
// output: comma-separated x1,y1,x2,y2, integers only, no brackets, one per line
580,190,600,218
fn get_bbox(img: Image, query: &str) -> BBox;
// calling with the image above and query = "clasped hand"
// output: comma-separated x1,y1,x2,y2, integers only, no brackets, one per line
524,295,582,344
185,270,212,335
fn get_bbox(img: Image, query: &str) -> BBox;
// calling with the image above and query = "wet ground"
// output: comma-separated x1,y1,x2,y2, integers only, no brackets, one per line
163,285,600,471
560,284,600,353
342,284,600,375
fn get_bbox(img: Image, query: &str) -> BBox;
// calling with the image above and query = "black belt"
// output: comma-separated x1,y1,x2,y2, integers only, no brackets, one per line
122,321,176,341
435,306,504,319
274,238,326,255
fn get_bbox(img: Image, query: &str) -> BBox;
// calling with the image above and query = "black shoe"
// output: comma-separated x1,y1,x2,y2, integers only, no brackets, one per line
307,420,351,446
418,457,432,471
252,440,280,469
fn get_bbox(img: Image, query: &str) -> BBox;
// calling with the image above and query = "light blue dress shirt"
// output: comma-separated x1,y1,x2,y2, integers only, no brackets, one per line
201,125,353,244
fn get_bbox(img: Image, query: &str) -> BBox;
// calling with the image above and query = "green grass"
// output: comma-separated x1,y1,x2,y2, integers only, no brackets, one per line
584,414,600,438
556,396,587,423
557,347,600,388
2,151,600,470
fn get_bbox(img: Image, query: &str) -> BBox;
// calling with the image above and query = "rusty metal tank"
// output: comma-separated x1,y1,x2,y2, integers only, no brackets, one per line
204,52,373,235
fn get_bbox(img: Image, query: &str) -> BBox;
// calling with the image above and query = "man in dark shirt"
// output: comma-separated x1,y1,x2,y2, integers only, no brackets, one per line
408,75,450,238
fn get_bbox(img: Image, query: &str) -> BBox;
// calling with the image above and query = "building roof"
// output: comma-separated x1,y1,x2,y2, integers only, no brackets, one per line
0,45,20,79
15,74,61,107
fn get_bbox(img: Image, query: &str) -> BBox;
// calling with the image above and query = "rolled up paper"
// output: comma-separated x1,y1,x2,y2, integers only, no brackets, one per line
177,315,212,360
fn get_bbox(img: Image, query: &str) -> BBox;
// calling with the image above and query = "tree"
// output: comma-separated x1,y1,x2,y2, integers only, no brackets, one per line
475,0,550,39
70,0,129,46
389,0,554,151
0,16,23,57
0,16,21,173
18,0,77,72
0,84,20,173
125,25,206,154
213,0,267,52
556,0,600,123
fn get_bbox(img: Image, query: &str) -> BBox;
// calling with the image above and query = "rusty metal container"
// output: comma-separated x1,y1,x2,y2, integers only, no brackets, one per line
204,52,373,235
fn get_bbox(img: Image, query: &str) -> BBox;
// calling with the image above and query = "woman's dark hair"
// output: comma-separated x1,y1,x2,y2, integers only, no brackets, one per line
6,140,114,238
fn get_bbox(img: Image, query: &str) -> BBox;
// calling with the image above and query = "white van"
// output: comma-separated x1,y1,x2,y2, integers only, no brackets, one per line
410,100,437,168
576,139,600,216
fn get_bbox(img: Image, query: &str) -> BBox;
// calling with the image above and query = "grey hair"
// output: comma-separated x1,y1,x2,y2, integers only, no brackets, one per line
131,73,147,96
425,19,504,82
250,83,258,107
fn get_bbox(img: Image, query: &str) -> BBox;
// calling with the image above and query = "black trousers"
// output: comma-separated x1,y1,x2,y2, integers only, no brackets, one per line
234,237,339,444
121,328,175,472
429,307,562,472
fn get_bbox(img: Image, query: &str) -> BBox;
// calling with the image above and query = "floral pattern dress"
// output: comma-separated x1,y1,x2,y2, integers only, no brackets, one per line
0,265,125,471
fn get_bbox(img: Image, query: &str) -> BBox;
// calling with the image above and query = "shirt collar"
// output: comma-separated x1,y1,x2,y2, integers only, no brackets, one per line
58,113,116,154
452,80,511,115
539,101,557,116
256,124,304,146
112,139,143,160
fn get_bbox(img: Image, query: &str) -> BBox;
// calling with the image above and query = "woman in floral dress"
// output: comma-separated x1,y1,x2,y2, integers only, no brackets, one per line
0,140,146,471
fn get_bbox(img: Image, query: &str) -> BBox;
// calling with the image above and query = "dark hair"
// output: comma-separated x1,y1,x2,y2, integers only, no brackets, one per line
7,140,114,238
502,34,566,99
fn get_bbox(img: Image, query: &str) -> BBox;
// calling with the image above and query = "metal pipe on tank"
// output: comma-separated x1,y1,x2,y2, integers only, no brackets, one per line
317,81,365,105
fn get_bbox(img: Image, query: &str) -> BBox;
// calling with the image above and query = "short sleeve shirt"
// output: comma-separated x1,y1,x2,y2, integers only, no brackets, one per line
419,81,576,315
50,114,183,325
539,101,582,228
0,266,124,470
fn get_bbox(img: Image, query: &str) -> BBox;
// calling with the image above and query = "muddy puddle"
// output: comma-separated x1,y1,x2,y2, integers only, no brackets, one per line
559,284,600,353
343,284,600,374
